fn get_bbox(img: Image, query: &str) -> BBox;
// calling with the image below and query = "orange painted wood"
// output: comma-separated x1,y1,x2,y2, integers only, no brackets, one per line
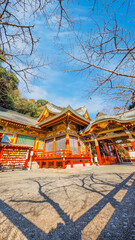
85,142,88,154
54,160,56,169
12,134,18,144
24,160,29,168
70,159,73,168
63,160,65,169
53,138,56,156
34,137,37,150
39,161,42,168
78,138,81,155
96,145,102,165
46,161,48,169
131,140,135,151
66,135,70,151
43,140,45,151
82,159,85,167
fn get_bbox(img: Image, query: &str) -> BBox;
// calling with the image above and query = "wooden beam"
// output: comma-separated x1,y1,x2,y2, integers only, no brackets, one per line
97,127,124,135
85,131,135,142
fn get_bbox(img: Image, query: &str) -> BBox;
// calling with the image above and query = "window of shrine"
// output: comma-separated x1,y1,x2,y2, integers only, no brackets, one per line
45,139,53,152
69,136,79,154
56,136,66,151
17,135,35,146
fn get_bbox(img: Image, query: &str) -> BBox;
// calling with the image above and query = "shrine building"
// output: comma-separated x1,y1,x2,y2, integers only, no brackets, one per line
0,103,135,170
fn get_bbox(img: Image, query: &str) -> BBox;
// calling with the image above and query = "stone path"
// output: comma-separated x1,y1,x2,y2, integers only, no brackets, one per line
0,163,135,240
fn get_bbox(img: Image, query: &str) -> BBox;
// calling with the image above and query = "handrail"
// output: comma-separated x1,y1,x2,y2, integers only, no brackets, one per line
33,149,91,159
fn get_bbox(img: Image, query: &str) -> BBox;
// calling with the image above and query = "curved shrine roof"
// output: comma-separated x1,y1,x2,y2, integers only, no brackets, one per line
38,105,90,127
83,108,135,134
0,106,38,127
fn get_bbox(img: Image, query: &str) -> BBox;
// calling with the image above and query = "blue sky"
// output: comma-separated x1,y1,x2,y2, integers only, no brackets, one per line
19,0,134,119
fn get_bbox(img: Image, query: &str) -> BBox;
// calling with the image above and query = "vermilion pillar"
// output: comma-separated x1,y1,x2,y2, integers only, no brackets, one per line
131,140,135,151
85,142,88,154
95,139,102,165
53,137,56,156
43,140,45,152
39,160,42,168
66,135,70,151
34,137,38,150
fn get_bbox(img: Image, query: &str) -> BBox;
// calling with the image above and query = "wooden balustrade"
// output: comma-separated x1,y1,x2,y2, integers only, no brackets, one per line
33,149,92,169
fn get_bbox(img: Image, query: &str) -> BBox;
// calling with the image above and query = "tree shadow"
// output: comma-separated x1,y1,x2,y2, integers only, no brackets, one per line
1,172,135,239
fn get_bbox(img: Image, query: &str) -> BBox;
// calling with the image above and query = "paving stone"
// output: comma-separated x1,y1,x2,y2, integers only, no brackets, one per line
0,163,135,240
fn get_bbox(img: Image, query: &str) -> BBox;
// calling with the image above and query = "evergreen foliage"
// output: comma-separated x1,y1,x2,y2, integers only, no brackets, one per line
0,65,48,118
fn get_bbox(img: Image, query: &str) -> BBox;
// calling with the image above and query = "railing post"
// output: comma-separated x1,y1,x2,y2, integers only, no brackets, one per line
82,159,85,167
95,139,102,165
54,160,56,169
53,137,56,157
89,155,92,165
63,159,65,169
39,161,42,168
46,160,48,169
24,159,28,168
71,159,73,168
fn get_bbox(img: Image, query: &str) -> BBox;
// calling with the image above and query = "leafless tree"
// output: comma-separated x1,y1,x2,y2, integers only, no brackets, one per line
0,0,71,85
1,0,134,109
57,0,135,110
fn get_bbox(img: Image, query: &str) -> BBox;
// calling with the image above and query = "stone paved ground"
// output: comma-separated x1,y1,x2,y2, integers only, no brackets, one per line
0,163,135,240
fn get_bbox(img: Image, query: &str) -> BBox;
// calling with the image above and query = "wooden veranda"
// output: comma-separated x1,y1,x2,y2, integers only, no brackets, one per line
33,149,92,169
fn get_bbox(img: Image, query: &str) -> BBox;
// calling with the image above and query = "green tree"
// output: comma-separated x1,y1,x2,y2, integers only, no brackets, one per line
36,99,48,108
0,65,18,109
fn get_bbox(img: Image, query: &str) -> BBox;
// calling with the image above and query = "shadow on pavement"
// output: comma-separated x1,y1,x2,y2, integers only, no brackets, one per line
0,172,135,239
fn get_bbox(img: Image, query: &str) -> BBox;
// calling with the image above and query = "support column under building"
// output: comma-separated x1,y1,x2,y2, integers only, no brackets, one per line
95,139,102,165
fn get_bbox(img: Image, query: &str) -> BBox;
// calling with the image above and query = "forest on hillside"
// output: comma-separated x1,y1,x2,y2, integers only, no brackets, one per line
0,64,48,118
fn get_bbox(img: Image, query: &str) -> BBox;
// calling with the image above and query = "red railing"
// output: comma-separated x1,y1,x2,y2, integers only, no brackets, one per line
34,150,72,159
33,149,91,159
33,149,92,169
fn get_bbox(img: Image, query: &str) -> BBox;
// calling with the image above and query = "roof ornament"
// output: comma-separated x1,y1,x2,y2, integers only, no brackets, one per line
66,122,70,133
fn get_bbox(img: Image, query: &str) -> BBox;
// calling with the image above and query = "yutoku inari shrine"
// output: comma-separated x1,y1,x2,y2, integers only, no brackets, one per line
0,103,135,170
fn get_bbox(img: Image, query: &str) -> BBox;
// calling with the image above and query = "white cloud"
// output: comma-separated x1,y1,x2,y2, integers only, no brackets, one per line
20,80,109,119
44,94,105,116
19,83,48,100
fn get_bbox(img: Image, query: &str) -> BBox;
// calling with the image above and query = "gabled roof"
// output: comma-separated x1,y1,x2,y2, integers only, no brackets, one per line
76,106,87,116
76,106,91,120
38,102,91,124
0,106,38,127
0,103,91,129
83,108,135,134
45,102,63,114
38,105,90,127
37,102,63,122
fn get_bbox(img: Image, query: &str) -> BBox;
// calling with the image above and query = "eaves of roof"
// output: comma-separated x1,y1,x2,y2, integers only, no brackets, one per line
83,112,135,134
0,106,39,128
38,105,90,127
0,142,33,148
